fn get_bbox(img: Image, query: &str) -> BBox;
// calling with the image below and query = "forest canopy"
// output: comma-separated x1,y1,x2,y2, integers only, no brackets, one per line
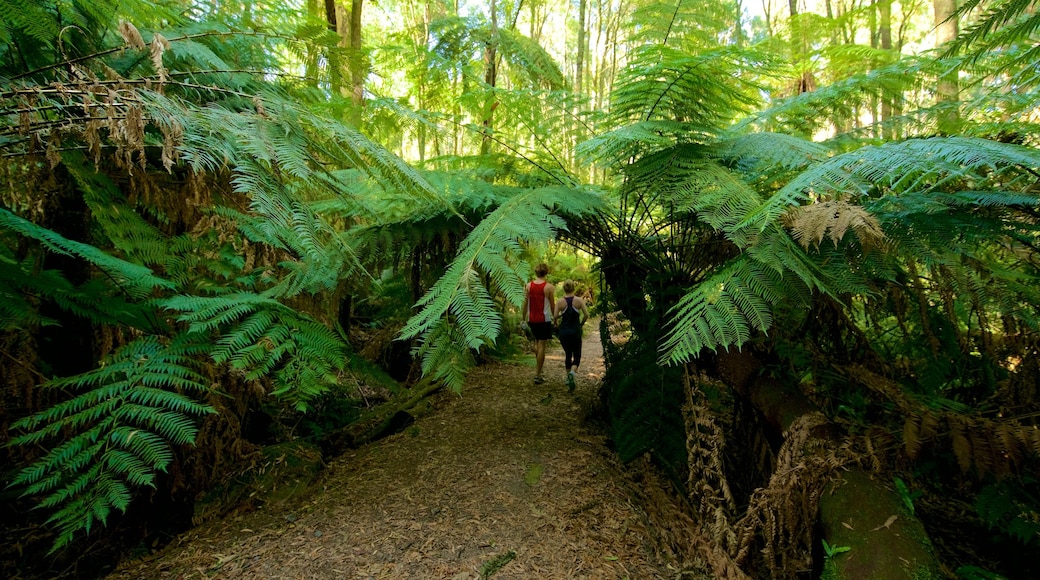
1,0,1039,578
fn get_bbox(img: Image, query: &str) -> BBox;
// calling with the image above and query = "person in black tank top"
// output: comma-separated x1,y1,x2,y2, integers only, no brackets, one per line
553,280,590,391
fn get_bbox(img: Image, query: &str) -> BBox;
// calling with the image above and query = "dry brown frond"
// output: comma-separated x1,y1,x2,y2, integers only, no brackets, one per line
118,21,147,51
903,412,923,459
782,200,885,251
735,411,837,579
948,413,974,473
997,424,1023,472
150,33,170,83
920,410,941,442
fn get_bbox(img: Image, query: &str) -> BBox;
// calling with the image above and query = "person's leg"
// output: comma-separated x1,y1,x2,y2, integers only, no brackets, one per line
568,340,581,390
559,335,577,390
534,338,546,383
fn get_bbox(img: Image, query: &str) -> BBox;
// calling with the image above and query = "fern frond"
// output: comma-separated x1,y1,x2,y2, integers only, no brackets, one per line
495,28,566,90
7,335,213,552
736,137,1040,234
0,0,57,45
162,293,350,410
715,132,831,176
0,207,173,297
400,186,603,389
660,256,796,363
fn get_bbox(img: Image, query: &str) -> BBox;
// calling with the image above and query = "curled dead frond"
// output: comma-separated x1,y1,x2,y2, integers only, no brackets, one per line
782,200,886,251
735,411,839,578
684,372,736,550
118,21,146,50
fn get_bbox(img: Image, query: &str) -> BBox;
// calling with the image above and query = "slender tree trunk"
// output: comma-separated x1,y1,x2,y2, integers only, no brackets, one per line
732,0,744,46
417,1,432,163
576,0,586,95
349,0,365,123
879,0,899,139
789,0,813,94
306,0,322,86
481,0,498,156
324,0,344,94
762,0,773,38
868,0,879,136
933,0,959,134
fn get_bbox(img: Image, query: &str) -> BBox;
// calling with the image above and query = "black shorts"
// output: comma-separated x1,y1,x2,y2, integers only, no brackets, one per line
529,322,553,340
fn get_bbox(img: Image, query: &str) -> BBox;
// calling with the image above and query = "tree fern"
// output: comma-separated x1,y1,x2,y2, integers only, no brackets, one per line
7,335,213,552
1,5,456,555
944,0,1040,89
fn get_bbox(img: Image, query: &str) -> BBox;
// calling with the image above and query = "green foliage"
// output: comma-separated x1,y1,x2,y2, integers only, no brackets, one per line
0,0,441,553
163,293,351,412
974,478,1040,547
0,207,172,299
894,477,922,516
7,335,214,552
656,132,1040,363
955,565,1010,580
479,550,516,578
400,185,603,390
945,0,1040,90
821,539,851,559
601,333,688,480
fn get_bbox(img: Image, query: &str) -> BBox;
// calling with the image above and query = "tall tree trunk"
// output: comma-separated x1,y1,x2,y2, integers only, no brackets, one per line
325,0,365,126
868,0,879,136
306,0,322,86
481,0,498,156
417,1,432,163
734,0,745,46
788,0,813,94
762,0,774,38
879,0,899,139
576,0,586,95
349,0,365,126
933,0,959,134
324,0,344,94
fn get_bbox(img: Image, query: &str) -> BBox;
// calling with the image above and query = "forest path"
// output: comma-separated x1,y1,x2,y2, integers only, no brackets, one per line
109,323,683,579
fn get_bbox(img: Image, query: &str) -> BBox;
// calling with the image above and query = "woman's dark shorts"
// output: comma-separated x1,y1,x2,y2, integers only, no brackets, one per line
529,322,553,340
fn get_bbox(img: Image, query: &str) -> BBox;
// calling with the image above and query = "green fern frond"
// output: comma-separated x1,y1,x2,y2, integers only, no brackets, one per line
945,0,1040,72
0,208,173,297
7,335,213,552
63,154,172,268
660,256,794,363
0,0,58,46
736,137,1040,234
611,44,768,124
715,132,831,176
745,56,933,138
400,186,603,389
162,293,350,410
495,28,566,90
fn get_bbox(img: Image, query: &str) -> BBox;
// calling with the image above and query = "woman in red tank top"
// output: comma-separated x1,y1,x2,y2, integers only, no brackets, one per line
520,263,555,384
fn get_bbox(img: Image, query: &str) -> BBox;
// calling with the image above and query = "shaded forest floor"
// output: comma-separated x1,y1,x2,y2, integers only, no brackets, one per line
107,324,710,579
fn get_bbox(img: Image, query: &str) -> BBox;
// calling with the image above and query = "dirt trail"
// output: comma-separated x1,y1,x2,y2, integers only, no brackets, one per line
109,325,681,579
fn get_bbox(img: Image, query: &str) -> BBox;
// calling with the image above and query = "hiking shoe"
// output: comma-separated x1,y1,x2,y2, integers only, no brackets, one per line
534,375,545,385
566,371,576,392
